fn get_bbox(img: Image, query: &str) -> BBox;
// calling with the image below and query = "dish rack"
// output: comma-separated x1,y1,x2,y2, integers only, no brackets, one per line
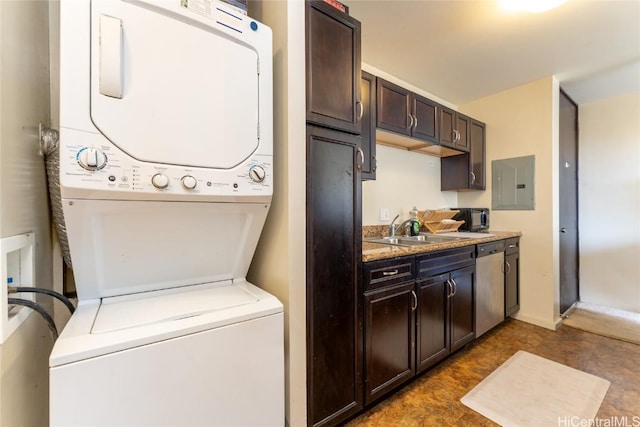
418,210,465,234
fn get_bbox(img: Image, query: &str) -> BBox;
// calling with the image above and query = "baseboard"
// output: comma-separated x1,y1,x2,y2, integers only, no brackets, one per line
510,312,559,331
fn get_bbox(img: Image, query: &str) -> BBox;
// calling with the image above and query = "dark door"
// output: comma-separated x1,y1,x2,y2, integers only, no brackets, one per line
412,94,438,143
439,106,456,148
364,282,415,405
361,71,376,180
454,114,470,152
449,265,475,352
305,0,361,134
306,125,362,426
469,119,486,190
376,78,411,136
416,274,450,373
559,89,579,314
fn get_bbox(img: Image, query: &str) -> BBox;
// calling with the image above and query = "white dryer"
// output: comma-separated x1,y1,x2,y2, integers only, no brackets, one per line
50,1,282,425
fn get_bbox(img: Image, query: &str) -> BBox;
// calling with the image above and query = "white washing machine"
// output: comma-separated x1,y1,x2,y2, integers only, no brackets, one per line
50,1,282,425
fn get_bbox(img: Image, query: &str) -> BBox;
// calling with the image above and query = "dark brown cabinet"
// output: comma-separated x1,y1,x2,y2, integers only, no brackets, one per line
364,281,415,404
505,238,520,317
441,118,486,191
363,247,475,405
361,71,376,180
376,78,438,144
306,125,363,427
439,107,470,153
306,0,361,134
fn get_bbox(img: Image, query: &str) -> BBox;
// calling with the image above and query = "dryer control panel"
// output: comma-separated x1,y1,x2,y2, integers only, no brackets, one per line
59,129,272,201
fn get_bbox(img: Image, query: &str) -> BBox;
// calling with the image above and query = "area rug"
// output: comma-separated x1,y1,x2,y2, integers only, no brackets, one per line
562,302,640,345
461,350,610,426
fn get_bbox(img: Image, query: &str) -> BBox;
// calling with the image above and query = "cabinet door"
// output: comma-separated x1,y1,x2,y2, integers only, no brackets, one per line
416,274,450,374
306,125,363,426
361,71,376,180
454,114,470,152
505,252,520,317
306,0,361,134
449,265,475,352
412,94,438,143
469,119,486,190
364,282,415,405
376,78,411,136
439,106,456,148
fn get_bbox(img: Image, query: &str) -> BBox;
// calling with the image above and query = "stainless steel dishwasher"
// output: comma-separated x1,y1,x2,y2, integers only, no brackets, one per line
475,240,506,337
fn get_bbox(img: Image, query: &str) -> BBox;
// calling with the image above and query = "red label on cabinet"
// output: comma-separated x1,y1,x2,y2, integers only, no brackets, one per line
323,0,346,13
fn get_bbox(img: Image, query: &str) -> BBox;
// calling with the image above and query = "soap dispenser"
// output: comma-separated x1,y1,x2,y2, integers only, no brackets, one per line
409,206,421,236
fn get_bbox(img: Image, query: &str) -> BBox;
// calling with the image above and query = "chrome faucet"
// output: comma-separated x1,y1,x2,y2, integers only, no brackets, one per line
389,214,400,237
390,214,413,237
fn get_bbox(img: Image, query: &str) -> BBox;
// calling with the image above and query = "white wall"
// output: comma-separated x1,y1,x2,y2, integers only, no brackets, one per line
0,1,54,425
247,1,307,425
578,92,640,313
457,77,561,330
362,145,457,225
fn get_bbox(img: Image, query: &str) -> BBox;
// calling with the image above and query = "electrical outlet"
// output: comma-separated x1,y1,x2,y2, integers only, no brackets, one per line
1,232,35,344
379,208,389,221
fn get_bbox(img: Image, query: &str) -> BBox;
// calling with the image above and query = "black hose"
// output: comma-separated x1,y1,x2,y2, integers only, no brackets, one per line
8,297,58,340
9,286,75,314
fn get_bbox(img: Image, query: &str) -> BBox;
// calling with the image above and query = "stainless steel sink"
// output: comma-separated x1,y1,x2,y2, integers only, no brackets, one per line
364,234,469,247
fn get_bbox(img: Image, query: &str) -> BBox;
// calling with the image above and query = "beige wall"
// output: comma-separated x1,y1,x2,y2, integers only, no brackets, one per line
247,1,307,425
578,91,640,313
362,145,458,225
0,1,54,425
457,77,561,329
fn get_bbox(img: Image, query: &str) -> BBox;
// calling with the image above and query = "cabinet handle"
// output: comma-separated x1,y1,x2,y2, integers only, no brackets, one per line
356,101,363,121
450,278,457,297
382,269,399,276
453,130,460,143
372,156,377,172
505,261,511,274
447,279,453,298
356,148,364,171
508,244,517,249
413,115,418,130
408,115,414,129
470,171,476,184
411,290,418,311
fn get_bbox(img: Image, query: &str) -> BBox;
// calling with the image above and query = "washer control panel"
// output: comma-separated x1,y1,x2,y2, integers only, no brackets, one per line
60,131,272,199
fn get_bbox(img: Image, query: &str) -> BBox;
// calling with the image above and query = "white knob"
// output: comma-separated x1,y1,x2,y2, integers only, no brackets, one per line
151,173,169,189
249,165,266,183
182,175,197,190
77,147,107,170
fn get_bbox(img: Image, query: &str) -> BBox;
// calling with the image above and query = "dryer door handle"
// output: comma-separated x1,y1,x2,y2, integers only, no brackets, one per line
99,15,123,99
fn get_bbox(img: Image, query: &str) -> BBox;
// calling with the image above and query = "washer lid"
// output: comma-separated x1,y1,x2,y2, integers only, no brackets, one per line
92,281,258,333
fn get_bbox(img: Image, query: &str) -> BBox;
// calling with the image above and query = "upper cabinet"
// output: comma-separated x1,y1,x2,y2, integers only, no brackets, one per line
306,0,362,135
376,78,438,144
441,118,486,191
374,77,471,158
361,71,377,180
439,107,470,153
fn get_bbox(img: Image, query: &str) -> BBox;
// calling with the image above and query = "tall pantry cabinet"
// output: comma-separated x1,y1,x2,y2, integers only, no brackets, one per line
305,1,363,426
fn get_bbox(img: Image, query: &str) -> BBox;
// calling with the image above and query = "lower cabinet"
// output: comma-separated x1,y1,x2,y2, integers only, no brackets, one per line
363,247,476,405
504,237,520,317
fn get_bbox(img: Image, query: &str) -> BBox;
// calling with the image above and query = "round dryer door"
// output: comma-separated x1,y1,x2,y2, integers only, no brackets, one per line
89,0,262,169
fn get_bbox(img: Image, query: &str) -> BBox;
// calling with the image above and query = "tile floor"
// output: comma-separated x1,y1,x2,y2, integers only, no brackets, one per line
345,319,640,426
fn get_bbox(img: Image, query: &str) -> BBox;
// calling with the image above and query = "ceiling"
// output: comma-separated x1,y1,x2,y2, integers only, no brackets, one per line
342,0,640,106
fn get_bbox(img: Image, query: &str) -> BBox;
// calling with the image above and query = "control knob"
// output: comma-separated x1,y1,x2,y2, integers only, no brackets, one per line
151,173,170,189
182,175,197,190
249,165,266,183
77,147,107,171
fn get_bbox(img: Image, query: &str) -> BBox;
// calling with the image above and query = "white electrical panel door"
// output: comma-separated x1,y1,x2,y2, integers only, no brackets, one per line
90,0,261,170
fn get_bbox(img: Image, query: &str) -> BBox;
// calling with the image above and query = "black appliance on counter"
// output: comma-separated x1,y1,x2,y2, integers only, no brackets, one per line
453,208,490,232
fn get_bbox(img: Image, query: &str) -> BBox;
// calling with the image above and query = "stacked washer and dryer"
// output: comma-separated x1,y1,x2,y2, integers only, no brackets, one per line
49,1,283,425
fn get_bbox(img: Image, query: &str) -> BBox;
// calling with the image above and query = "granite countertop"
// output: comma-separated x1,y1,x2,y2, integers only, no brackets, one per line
362,230,522,262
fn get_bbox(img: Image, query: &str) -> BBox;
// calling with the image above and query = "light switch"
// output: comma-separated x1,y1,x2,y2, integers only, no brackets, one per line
380,208,389,221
